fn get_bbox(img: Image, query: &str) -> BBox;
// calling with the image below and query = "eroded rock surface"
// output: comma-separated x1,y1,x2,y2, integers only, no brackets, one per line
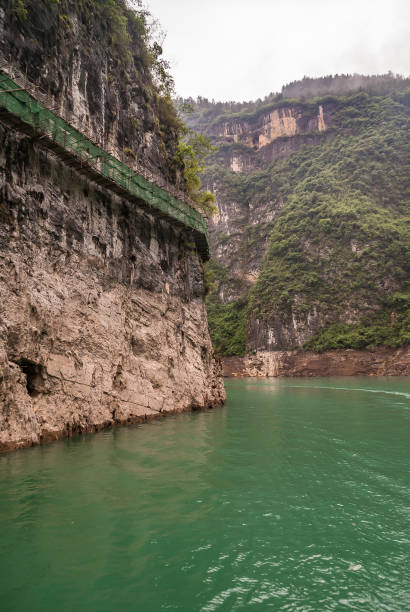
223,348,410,378
0,129,224,452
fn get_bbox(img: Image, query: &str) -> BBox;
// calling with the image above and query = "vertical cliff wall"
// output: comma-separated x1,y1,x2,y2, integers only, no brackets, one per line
0,1,224,452
0,0,183,181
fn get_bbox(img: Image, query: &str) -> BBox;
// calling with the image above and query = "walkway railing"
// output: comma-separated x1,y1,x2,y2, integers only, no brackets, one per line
0,58,209,260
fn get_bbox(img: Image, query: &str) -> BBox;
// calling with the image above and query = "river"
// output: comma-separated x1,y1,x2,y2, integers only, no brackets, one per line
1,377,409,611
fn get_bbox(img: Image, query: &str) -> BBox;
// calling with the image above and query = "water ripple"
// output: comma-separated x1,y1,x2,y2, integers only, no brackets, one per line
0,376,409,611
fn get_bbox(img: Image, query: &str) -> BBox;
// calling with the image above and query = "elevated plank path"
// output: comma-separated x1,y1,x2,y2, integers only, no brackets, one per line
0,69,210,260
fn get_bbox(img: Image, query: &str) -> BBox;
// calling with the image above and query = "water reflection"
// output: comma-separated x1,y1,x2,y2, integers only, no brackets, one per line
1,377,409,611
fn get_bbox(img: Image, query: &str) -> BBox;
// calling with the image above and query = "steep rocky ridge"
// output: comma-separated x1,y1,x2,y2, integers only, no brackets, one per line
208,103,328,151
186,100,336,172
0,0,224,452
184,76,410,369
0,0,182,182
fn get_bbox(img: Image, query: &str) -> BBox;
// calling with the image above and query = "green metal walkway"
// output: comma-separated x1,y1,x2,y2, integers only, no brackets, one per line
0,70,209,260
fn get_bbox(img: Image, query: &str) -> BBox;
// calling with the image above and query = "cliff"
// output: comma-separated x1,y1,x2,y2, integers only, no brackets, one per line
0,0,224,452
223,347,410,378
184,76,410,371
0,0,183,182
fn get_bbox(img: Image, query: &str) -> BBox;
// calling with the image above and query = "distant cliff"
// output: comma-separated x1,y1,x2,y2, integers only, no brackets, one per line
0,0,224,452
183,75,410,367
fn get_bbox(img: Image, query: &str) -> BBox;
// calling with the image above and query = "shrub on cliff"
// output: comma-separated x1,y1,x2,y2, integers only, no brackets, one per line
174,134,217,215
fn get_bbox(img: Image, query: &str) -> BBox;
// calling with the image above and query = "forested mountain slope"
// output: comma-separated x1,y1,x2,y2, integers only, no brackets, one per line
183,76,410,355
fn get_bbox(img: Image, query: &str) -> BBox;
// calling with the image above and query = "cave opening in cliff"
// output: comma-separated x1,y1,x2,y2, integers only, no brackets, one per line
17,358,45,398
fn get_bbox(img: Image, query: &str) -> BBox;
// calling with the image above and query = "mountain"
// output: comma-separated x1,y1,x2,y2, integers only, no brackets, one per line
182,75,410,360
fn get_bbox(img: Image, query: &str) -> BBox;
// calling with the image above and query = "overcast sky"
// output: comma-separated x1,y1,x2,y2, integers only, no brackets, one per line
145,0,410,102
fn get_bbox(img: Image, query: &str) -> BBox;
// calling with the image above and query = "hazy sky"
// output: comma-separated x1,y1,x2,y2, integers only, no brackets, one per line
145,0,410,102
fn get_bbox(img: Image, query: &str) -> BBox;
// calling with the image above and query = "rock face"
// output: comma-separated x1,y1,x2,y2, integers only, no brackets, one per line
0,1,225,452
223,347,410,378
197,101,340,309
210,103,328,153
198,101,341,316
0,0,183,183
0,127,224,452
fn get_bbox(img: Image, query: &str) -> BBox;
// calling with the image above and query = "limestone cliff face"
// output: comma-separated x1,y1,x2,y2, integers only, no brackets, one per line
209,194,282,303
204,103,331,305
212,104,328,151
223,347,410,378
199,102,335,173
0,127,224,452
0,1,224,452
0,0,182,183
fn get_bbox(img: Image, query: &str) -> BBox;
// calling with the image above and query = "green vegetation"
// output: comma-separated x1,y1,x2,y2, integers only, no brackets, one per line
123,146,136,159
5,0,214,208
7,0,176,120
206,299,247,356
304,291,410,351
198,88,410,353
11,0,28,20
179,74,410,134
205,261,247,355
281,73,410,100
249,92,410,325
174,133,217,215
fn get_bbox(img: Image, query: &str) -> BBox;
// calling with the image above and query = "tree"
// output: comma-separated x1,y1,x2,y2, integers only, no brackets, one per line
175,133,217,215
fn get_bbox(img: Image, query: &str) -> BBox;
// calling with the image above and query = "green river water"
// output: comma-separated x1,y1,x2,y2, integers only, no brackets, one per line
1,377,410,611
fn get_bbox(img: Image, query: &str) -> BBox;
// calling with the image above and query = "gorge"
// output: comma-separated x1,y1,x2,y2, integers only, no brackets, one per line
1,2,410,611
0,0,409,455
182,76,410,376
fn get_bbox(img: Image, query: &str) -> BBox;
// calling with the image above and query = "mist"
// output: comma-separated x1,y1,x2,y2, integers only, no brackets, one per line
146,0,410,102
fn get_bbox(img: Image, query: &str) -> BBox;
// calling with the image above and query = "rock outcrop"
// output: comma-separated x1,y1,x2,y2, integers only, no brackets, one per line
223,347,410,378
211,103,328,153
0,1,225,452
0,127,224,452
0,0,183,183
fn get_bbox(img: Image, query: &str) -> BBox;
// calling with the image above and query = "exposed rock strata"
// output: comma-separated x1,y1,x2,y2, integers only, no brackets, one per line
0,1,225,453
211,104,329,153
202,103,339,310
0,128,224,453
223,347,410,378
0,0,182,183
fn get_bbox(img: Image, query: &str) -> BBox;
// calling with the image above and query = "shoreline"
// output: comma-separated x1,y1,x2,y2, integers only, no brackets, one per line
222,346,410,378
0,398,225,454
